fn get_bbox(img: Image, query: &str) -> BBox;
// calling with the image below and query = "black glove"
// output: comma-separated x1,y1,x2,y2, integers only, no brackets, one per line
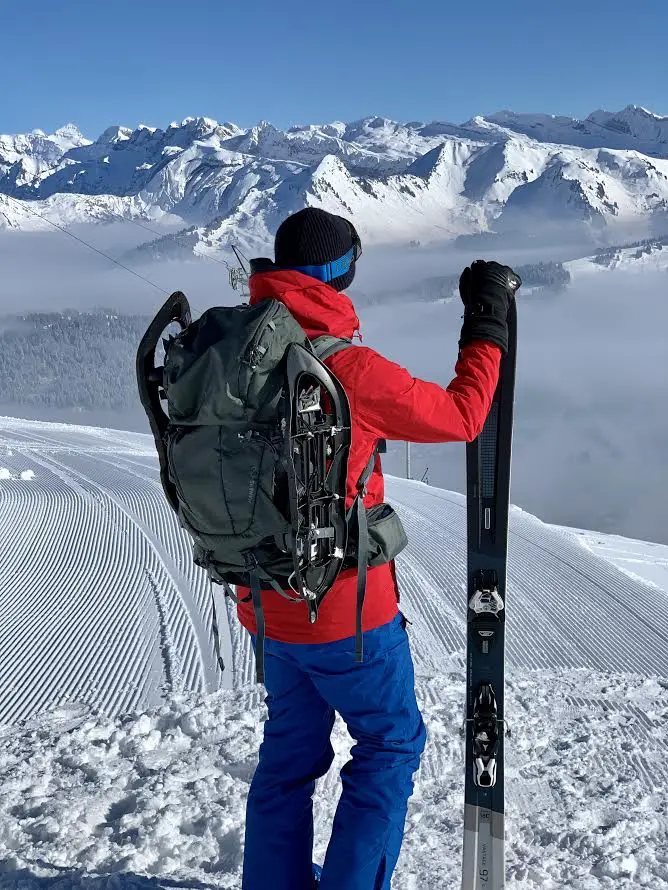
458,260,521,355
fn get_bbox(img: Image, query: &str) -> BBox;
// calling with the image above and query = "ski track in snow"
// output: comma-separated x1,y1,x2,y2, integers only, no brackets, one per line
0,418,224,726
0,417,667,888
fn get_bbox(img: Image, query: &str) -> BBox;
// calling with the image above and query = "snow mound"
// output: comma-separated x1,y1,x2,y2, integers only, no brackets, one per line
0,671,666,889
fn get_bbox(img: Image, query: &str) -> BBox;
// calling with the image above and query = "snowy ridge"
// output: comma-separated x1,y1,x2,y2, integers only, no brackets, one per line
565,234,668,277
0,124,89,191
484,105,668,156
1,417,667,887
3,107,668,251
552,525,668,593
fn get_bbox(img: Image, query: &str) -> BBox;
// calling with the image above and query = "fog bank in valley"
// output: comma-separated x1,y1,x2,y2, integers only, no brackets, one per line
362,271,667,545
0,226,665,544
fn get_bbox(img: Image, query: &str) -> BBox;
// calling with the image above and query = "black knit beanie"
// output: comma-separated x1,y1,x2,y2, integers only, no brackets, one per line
275,207,357,292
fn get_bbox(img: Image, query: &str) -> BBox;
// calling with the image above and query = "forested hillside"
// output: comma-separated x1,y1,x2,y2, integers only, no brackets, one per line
0,311,149,409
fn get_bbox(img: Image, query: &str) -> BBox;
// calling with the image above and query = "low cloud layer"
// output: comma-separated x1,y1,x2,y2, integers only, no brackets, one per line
0,227,237,317
0,227,666,544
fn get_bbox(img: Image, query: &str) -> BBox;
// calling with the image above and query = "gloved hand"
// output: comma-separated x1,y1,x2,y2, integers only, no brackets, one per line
458,260,521,355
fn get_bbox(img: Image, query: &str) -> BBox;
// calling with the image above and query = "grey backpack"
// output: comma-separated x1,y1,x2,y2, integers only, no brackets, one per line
136,291,407,682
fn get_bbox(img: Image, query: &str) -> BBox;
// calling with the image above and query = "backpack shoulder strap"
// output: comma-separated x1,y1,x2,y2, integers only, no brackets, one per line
312,335,353,362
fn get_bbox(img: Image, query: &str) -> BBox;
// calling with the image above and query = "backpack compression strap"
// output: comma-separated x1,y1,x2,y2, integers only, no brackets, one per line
348,446,378,663
214,572,301,684
249,575,266,683
248,567,303,684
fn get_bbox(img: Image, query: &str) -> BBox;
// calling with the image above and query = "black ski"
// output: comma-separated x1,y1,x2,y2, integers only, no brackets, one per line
461,297,518,890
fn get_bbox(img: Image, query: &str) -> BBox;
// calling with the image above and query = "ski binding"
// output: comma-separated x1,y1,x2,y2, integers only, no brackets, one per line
472,684,501,789
469,587,505,616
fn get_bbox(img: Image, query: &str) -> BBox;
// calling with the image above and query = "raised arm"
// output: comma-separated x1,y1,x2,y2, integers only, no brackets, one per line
350,260,521,444
351,341,502,444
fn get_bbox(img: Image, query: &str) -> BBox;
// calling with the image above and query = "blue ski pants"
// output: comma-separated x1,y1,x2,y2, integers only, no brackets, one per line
242,612,427,890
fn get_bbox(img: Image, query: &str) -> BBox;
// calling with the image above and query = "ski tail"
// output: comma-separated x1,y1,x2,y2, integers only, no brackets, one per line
462,804,505,890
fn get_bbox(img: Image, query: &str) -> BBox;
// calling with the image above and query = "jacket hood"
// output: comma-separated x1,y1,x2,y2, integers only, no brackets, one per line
249,268,360,341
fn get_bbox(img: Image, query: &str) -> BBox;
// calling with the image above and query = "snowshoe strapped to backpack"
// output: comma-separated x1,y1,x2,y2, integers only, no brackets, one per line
137,291,391,682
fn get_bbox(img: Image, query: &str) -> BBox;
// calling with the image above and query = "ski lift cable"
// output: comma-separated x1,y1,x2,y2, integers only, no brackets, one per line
5,196,248,320
6,194,245,298
6,194,170,296
98,206,237,269
94,206,253,297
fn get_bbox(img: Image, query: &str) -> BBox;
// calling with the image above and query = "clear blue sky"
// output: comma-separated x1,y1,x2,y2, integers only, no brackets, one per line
3,0,666,137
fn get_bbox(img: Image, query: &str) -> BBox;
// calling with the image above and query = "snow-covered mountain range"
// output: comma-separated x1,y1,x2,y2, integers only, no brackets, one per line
1,416,667,888
2,105,668,258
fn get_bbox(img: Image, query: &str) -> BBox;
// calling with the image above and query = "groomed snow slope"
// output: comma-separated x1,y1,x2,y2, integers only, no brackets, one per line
1,416,667,888
0,417,227,725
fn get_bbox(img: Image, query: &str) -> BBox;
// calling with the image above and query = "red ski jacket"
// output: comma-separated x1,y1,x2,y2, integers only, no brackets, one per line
236,269,501,643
